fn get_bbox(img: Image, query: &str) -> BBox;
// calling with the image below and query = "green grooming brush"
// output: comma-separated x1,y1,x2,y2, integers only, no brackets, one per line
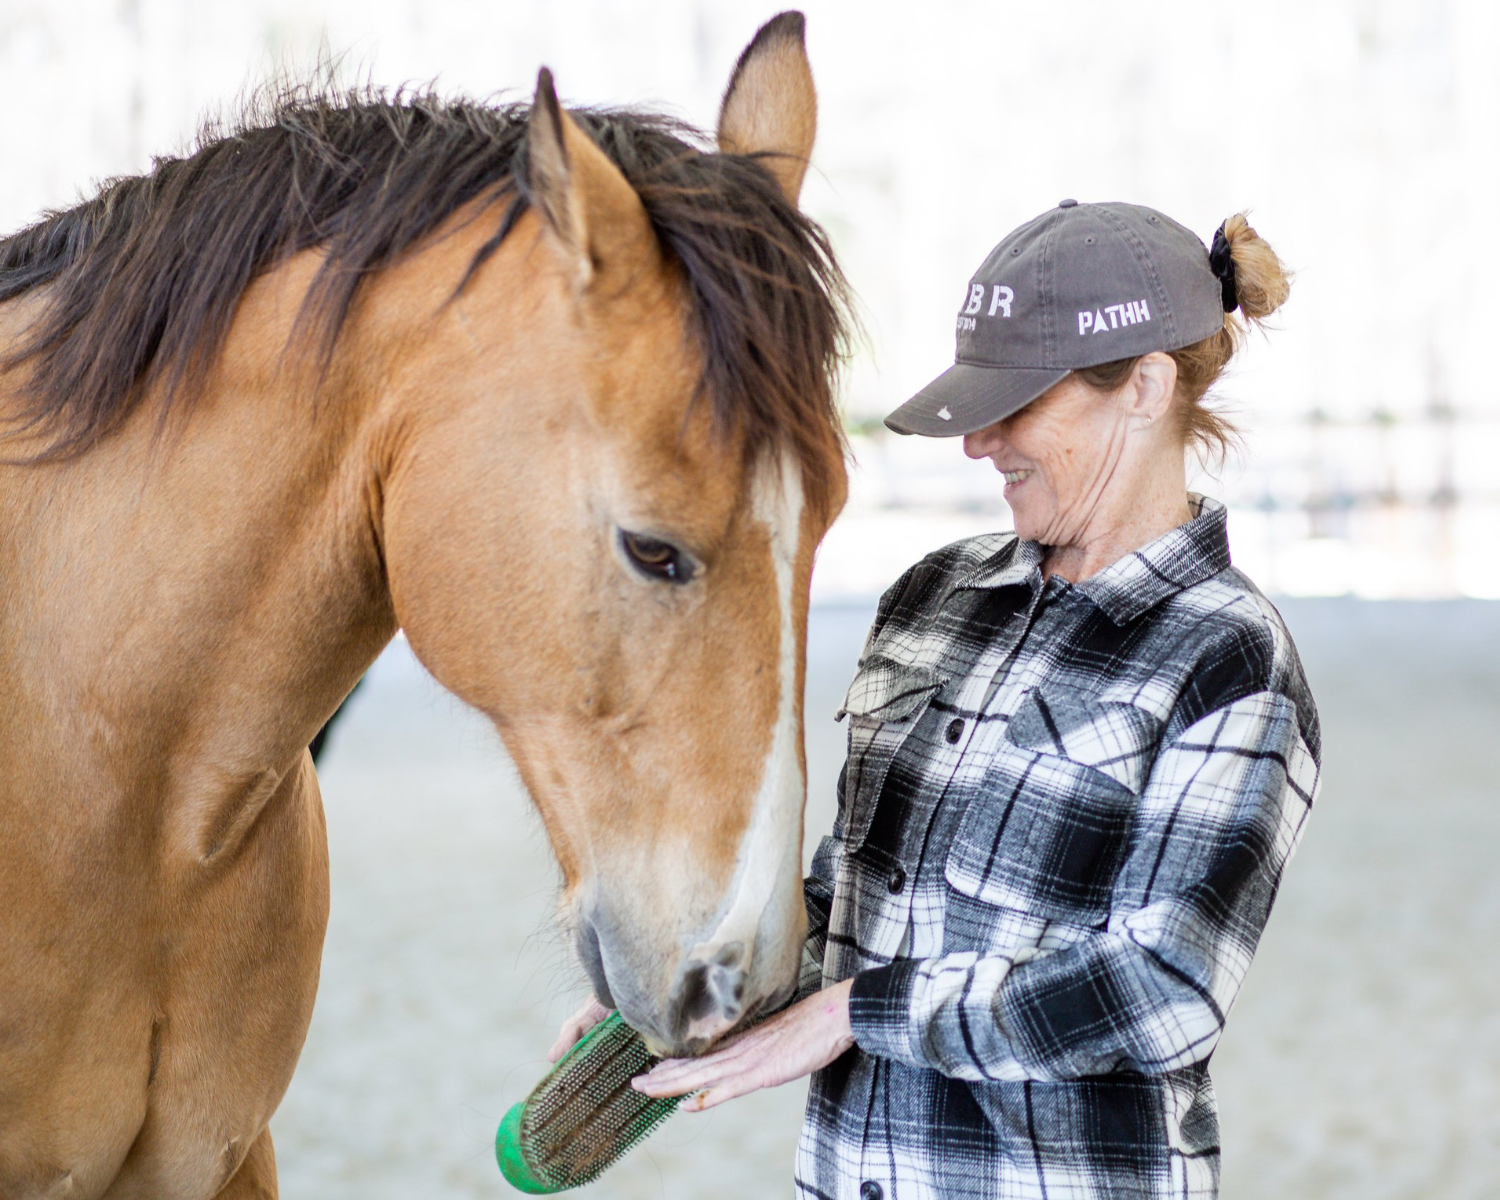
496,1012,685,1193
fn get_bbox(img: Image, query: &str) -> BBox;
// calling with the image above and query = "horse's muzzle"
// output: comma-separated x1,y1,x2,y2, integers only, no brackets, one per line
574,921,772,1055
575,888,802,1056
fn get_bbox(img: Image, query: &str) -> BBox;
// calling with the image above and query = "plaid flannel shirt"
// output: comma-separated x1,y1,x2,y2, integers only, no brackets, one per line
794,496,1320,1200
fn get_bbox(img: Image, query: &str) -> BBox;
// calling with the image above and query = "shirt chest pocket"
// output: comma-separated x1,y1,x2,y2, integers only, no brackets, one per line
944,690,1164,927
836,654,944,853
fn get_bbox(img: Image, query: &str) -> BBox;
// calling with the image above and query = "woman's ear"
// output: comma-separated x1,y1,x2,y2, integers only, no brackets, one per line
1130,352,1179,425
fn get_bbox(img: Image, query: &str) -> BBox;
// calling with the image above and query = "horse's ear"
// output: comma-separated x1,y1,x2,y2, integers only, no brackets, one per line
716,12,817,205
527,67,657,291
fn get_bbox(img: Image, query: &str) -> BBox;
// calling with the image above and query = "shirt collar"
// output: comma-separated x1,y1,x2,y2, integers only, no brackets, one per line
954,494,1231,625
955,534,1045,592
1074,494,1231,624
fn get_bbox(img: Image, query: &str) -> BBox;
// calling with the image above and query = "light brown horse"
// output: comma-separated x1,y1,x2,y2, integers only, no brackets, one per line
0,14,848,1198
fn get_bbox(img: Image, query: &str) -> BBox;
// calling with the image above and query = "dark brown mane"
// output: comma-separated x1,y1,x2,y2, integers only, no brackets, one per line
0,85,850,494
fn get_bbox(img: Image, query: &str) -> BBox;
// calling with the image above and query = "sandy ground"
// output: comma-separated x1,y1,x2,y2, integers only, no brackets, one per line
272,599,1500,1199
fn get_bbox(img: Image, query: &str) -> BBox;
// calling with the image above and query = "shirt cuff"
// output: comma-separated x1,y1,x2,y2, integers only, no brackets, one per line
848,960,922,1063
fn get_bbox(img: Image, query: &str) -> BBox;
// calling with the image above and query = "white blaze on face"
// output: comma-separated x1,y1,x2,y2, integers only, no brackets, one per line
684,452,805,1022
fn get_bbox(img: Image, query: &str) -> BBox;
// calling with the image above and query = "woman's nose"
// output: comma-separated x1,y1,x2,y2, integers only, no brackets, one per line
963,423,1004,460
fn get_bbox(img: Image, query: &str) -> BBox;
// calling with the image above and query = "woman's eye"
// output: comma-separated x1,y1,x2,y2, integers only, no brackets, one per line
620,531,695,584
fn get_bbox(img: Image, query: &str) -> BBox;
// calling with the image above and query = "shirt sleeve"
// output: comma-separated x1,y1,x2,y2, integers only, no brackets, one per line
794,764,847,1003
846,689,1319,1082
793,569,917,1006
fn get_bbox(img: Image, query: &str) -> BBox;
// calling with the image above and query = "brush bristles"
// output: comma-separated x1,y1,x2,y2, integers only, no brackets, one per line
502,1013,685,1191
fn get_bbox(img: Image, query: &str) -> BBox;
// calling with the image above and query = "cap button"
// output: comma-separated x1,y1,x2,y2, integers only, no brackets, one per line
1058,198,1078,208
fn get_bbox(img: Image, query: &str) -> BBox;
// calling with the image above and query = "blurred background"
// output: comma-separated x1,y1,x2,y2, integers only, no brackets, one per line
3,1,1497,1197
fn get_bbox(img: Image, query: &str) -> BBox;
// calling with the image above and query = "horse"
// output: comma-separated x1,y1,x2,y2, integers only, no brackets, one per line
0,13,849,1198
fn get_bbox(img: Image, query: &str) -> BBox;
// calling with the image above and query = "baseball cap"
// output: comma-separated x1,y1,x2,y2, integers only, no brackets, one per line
885,199,1228,437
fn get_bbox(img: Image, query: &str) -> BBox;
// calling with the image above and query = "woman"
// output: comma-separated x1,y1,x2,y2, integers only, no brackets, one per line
600,201,1318,1198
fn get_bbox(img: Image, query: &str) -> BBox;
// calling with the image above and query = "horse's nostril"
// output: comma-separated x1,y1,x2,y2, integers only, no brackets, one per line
678,961,717,1023
712,940,746,970
710,959,747,1014
672,955,749,1039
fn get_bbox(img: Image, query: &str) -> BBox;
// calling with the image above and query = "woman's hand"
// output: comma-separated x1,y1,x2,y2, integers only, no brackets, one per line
632,978,855,1111
548,995,613,1063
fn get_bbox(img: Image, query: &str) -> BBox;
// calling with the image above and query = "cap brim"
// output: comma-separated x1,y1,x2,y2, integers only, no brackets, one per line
884,363,1070,437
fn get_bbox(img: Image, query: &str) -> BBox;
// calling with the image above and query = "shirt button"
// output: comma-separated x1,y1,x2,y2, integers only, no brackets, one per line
945,718,965,744
860,1183,884,1200
887,867,906,894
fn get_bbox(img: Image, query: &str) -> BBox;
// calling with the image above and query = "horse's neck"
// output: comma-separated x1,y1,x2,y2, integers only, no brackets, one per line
0,265,397,825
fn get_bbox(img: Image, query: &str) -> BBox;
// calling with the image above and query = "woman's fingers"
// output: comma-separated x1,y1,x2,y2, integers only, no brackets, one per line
635,981,857,1105
547,996,613,1062
560,997,612,1052
685,1065,770,1110
546,1025,580,1063
652,1028,768,1078
637,1031,773,1092
635,1048,757,1096
635,1052,773,1103
635,1028,798,1098
633,1057,730,1096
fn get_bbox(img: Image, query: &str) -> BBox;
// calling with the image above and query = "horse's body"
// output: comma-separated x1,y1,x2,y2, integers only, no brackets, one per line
0,16,846,1197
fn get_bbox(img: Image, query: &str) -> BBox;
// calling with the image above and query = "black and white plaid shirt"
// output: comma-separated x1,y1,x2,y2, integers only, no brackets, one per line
794,496,1320,1200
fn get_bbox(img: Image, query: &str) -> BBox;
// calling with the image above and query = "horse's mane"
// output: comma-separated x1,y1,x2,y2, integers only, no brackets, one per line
0,85,850,493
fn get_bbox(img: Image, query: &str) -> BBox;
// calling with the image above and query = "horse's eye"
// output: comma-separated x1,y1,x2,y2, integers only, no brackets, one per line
620,531,695,584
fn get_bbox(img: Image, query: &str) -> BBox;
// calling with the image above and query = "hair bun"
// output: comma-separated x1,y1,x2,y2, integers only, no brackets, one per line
1216,213,1291,323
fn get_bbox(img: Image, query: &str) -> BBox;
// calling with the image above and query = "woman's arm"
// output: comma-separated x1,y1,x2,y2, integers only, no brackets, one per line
848,688,1318,1082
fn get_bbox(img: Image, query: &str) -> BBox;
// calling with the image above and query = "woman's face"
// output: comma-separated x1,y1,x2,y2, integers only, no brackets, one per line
962,373,1134,548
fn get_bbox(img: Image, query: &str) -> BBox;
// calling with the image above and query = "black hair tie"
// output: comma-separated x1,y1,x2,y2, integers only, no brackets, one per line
1209,222,1239,313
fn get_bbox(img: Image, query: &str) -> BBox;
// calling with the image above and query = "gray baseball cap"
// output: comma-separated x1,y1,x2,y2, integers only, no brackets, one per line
885,199,1227,437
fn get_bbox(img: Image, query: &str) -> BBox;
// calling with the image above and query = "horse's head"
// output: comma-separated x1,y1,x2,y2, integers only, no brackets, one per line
377,15,847,1054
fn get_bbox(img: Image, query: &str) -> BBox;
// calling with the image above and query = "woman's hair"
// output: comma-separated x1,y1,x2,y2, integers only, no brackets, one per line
1074,212,1291,465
